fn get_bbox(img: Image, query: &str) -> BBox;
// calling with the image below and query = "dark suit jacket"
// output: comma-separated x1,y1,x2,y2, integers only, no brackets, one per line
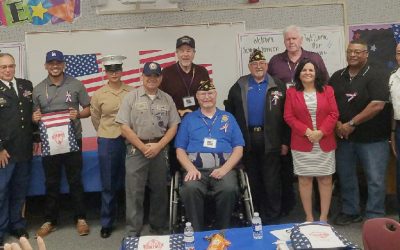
284,85,338,152
0,78,35,162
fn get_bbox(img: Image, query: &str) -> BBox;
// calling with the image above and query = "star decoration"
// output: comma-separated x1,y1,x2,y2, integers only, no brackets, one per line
370,44,377,52
353,32,361,40
31,2,48,19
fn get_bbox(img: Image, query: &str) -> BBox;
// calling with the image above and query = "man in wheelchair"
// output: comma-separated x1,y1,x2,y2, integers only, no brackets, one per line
174,79,245,231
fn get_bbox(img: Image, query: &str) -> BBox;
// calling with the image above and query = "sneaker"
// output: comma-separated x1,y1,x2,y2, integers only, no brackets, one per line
334,213,362,226
9,228,29,239
36,222,56,238
76,219,89,236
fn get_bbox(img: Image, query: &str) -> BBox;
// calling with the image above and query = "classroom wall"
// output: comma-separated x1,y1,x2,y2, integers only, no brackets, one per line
1,0,399,43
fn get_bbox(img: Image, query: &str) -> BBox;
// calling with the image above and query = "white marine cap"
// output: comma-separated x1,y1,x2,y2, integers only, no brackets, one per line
99,55,127,66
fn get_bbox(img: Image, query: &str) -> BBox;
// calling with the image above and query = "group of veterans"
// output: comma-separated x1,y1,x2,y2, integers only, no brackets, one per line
1,24,399,247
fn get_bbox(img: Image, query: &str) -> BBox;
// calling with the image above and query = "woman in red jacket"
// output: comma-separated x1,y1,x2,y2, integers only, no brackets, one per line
284,58,339,222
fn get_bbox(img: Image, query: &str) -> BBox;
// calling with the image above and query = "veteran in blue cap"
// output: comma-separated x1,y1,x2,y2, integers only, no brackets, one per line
116,62,180,236
90,55,133,238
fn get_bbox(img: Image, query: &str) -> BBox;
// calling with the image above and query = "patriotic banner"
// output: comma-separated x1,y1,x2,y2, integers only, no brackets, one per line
0,0,80,27
121,235,184,250
65,50,213,96
39,110,79,156
349,23,400,72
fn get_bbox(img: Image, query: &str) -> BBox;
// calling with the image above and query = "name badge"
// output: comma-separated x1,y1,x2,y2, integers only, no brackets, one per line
183,96,195,108
203,137,217,148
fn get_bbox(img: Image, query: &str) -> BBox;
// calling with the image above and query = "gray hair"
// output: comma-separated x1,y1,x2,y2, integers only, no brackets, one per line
283,25,303,38
0,53,15,61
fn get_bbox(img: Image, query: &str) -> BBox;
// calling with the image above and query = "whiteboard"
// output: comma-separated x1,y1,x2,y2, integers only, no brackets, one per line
237,26,346,77
25,22,245,137
0,42,25,79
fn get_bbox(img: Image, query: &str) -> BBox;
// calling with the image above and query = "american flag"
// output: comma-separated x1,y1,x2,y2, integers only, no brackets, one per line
392,24,400,44
120,235,184,250
64,50,213,96
39,110,79,156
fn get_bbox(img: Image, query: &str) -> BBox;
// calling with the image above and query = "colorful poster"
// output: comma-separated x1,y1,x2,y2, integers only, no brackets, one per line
0,0,80,26
349,23,400,72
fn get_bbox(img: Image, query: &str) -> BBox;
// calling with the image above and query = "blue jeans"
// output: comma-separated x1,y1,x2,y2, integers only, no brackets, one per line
336,140,389,218
0,161,31,239
395,124,400,218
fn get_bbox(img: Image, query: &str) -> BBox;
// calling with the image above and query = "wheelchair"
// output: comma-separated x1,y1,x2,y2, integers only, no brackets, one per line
169,167,254,233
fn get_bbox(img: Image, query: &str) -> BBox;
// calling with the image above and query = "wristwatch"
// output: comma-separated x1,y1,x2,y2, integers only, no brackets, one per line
349,119,356,127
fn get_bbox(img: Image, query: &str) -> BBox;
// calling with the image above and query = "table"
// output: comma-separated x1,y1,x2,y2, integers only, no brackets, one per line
120,224,293,250
194,224,292,250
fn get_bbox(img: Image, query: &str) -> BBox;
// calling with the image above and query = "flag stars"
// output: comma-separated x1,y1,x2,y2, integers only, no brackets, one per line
370,44,377,52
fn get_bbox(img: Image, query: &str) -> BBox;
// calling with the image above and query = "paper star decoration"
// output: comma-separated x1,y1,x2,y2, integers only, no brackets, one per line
31,2,48,19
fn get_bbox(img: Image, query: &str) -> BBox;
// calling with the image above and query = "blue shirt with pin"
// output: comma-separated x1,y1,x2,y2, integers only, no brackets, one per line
175,108,245,153
247,75,268,127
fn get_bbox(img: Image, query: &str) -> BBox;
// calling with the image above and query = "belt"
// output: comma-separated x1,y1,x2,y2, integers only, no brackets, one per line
248,126,263,132
139,137,162,143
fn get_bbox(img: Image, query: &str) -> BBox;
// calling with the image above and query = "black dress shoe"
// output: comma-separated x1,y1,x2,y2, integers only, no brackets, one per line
10,228,29,239
100,227,112,238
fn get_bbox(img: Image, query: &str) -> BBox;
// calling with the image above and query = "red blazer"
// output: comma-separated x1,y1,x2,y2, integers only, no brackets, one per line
284,85,339,152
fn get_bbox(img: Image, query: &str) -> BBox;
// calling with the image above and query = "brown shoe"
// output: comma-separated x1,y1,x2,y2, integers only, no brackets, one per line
36,222,56,238
76,219,90,236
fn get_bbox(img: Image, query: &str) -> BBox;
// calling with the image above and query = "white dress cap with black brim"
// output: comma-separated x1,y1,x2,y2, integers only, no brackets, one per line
100,55,127,71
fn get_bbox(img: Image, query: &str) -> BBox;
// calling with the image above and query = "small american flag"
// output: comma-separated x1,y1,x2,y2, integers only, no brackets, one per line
64,50,213,96
39,110,79,156
392,24,400,44
120,235,184,250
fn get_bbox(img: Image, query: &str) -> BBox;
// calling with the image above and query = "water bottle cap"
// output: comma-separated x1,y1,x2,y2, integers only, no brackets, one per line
185,222,192,227
254,212,259,217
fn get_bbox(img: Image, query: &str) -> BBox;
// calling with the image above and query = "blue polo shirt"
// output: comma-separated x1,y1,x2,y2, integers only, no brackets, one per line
247,76,268,126
175,108,245,153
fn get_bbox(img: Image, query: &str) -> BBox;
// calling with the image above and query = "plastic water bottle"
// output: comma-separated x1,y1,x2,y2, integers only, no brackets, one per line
183,222,195,250
252,212,263,240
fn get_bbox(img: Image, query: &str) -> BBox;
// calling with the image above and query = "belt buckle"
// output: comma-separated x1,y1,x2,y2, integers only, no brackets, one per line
254,127,262,132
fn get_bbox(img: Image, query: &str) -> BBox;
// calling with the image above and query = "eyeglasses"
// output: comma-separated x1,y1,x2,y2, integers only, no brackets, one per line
249,61,267,67
0,64,16,70
346,50,367,56
197,91,216,98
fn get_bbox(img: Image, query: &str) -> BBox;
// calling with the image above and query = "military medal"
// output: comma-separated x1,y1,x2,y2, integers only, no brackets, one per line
23,90,32,97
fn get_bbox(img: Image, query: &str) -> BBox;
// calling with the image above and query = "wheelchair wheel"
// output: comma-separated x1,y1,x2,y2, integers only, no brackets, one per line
238,169,254,223
169,171,181,233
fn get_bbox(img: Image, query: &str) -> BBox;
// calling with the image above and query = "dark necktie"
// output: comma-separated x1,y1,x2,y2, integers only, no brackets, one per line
9,82,18,96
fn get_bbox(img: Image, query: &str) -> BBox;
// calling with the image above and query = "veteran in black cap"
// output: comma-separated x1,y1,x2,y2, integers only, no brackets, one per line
225,48,289,225
115,61,180,237
160,36,211,178
90,55,133,238
160,35,210,117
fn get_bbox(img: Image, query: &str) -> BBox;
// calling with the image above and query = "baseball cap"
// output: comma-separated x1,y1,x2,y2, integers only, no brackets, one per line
176,36,195,49
143,62,161,76
46,50,64,63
